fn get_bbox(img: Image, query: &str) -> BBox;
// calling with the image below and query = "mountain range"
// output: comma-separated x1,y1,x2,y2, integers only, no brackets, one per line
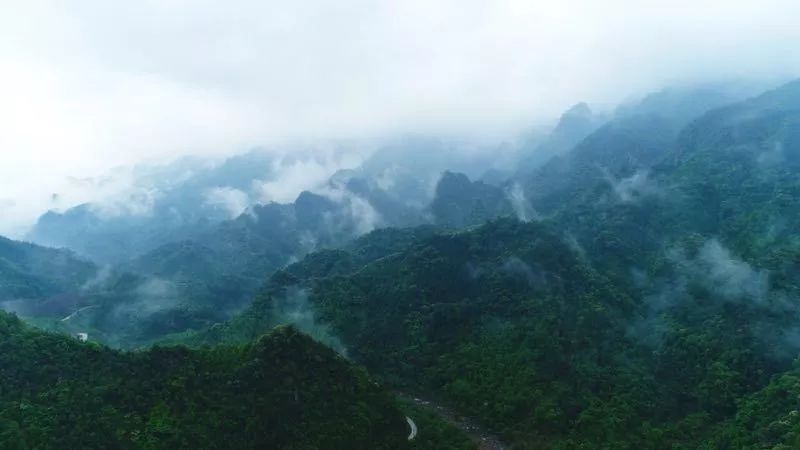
3,79,800,448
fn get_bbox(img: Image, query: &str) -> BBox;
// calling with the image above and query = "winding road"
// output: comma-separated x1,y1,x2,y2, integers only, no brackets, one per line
60,305,98,322
400,393,508,450
406,416,418,440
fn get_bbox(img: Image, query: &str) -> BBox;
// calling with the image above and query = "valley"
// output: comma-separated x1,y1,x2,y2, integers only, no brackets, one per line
3,77,800,448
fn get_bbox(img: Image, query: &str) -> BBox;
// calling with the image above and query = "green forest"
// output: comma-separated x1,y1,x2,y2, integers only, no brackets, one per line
3,75,800,448
174,80,800,448
0,310,473,449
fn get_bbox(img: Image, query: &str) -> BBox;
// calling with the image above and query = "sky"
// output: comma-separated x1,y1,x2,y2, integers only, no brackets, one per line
1,0,800,236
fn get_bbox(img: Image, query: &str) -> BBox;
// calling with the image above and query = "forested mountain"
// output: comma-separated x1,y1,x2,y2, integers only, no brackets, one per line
26,138,497,267
182,220,643,444
25,152,279,264
545,78,800,276
514,102,603,175
516,85,755,217
5,79,800,448
0,310,471,449
16,153,431,346
17,139,489,346
7,0,800,447
0,237,96,315
159,79,800,448
429,171,515,228
177,215,800,447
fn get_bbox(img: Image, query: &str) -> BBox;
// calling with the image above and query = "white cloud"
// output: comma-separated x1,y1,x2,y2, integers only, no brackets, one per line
506,182,538,222
1,0,800,235
255,150,364,204
605,169,662,203
695,239,769,302
317,186,384,236
204,187,249,219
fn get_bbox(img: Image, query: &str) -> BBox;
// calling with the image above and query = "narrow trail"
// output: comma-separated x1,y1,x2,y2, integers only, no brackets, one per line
399,393,508,450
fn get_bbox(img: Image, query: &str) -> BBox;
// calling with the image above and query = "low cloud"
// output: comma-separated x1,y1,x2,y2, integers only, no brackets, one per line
317,186,384,237
81,265,113,292
629,238,774,346
603,168,662,203
89,188,160,219
666,239,769,303
505,182,538,222
273,286,347,355
113,277,180,319
500,257,547,287
757,141,787,166
255,150,365,204
204,186,249,218
3,1,800,236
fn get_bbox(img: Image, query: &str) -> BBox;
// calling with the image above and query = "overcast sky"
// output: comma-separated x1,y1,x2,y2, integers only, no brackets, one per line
1,0,800,236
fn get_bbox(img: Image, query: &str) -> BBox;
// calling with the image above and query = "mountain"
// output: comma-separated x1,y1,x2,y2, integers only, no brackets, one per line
18,137,514,349
180,219,645,445
429,171,516,228
0,236,96,316
329,169,427,227
540,79,800,276
13,82,795,341
17,143,446,347
26,151,279,264
26,138,497,267
0,310,470,449
423,84,757,232
0,235,222,347
177,215,800,447
169,79,800,448
515,102,602,175
9,80,800,448
358,136,504,206
33,185,426,348
512,84,756,216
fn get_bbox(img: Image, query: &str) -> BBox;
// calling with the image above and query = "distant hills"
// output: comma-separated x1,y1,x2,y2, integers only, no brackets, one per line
0,236,95,315
4,79,800,447
172,79,800,447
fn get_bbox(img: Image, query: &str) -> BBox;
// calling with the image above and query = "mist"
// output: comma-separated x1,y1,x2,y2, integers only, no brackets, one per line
2,1,800,235
628,238,781,347
604,169,663,203
273,286,348,355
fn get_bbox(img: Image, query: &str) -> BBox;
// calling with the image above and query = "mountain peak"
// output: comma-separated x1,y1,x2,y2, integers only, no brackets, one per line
553,102,593,135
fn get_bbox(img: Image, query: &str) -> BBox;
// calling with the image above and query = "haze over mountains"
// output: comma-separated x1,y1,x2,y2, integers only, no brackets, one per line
3,2,800,447
3,77,800,447
3,82,752,346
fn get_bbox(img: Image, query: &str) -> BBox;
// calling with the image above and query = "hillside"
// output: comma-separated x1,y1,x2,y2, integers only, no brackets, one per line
0,237,97,316
180,211,800,448
0,310,470,449
7,79,800,448
182,79,800,447
181,220,642,444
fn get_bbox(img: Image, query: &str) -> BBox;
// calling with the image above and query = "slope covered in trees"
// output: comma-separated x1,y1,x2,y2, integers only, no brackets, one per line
0,237,97,316
181,220,642,444
6,79,800,448
180,218,800,448
0,310,471,449
171,79,800,448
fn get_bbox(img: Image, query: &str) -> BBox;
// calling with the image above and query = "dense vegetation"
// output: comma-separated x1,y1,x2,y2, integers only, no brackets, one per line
169,80,800,448
0,237,96,302
181,217,800,447
5,79,800,448
0,310,472,449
